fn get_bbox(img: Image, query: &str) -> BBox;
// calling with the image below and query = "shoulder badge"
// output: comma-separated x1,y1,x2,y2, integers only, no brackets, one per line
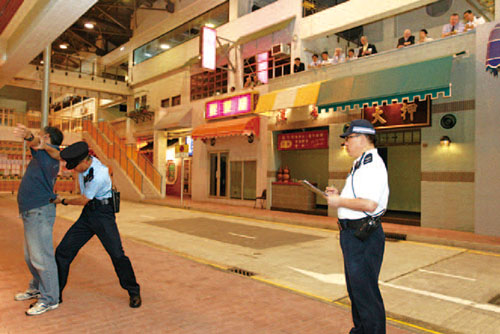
363,153,373,165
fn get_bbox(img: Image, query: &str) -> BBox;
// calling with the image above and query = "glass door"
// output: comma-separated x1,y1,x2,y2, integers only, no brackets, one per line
209,152,228,197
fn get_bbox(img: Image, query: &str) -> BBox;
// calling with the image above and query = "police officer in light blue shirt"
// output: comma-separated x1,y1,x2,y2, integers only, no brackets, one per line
53,141,142,308
326,120,389,334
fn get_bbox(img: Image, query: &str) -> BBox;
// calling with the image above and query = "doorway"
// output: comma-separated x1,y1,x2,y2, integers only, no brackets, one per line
209,152,228,197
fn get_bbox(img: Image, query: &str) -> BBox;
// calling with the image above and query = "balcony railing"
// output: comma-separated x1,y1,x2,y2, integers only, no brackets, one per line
0,108,88,132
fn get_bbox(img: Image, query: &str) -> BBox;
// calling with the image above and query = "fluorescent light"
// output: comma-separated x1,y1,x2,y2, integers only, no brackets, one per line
120,46,125,51
160,44,170,50
205,23,215,28
144,52,152,57
84,22,95,29
59,44,68,49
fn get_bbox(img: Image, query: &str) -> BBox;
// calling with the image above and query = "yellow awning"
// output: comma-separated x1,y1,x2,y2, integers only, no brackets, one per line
254,81,322,114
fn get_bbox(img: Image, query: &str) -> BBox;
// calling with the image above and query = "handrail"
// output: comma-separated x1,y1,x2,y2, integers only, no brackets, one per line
0,109,85,132
93,120,163,193
83,120,146,193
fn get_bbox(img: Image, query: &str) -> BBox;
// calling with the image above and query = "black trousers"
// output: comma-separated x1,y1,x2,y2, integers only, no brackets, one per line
340,224,386,334
55,202,140,299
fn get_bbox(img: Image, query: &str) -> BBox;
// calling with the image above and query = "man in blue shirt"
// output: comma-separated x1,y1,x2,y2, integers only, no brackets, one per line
53,141,141,308
13,124,63,316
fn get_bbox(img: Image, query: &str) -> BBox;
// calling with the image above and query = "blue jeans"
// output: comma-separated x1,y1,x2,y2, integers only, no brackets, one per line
340,225,386,334
21,203,59,306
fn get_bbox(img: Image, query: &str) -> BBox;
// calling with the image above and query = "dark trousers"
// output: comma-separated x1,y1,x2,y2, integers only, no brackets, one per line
340,225,386,334
55,203,140,299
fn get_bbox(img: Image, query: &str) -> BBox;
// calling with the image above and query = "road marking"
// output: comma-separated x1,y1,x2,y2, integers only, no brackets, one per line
289,266,345,285
140,215,157,219
380,282,500,314
228,232,256,239
418,269,476,282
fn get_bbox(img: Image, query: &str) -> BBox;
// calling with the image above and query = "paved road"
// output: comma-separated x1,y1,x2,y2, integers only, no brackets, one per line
2,194,500,333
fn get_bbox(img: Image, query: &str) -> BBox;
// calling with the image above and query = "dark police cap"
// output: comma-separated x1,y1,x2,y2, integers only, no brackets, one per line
340,119,376,138
60,141,89,170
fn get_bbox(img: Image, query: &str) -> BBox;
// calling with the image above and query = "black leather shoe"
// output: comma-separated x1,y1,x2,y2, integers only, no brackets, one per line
129,295,141,308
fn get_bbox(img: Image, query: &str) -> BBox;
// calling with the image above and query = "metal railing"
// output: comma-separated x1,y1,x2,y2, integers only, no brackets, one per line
83,120,148,193
89,120,162,193
0,108,87,132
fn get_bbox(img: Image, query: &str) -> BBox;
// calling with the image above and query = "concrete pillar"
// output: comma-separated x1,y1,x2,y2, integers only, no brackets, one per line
291,0,304,70
496,2,499,20
154,130,167,196
41,45,51,128
228,46,242,90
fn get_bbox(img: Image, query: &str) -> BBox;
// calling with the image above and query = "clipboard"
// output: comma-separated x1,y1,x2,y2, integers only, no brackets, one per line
299,180,328,199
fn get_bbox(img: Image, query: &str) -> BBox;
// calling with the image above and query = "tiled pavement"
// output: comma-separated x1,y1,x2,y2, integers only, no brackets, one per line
144,196,500,254
0,197,413,334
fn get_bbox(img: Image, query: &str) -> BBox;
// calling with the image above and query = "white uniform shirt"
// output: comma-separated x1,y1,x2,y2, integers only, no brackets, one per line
338,148,389,219
79,157,113,200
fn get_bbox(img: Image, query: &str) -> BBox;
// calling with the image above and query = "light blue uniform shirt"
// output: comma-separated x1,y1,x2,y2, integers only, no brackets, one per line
79,157,112,200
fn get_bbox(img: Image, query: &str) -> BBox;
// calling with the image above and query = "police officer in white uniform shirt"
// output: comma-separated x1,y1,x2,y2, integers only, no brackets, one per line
53,141,142,308
326,119,389,334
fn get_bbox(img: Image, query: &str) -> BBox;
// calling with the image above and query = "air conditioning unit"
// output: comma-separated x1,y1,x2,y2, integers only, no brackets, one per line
271,43,291,58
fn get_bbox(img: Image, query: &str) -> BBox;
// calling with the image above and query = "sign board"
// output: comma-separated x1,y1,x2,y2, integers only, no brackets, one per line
200,26,217,71
205,92,257,120
257,52,268,84
175,144,189,158
362,99,431,130
278,130,329,151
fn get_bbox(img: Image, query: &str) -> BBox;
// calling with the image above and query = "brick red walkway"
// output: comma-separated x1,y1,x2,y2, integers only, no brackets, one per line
0,198,413,334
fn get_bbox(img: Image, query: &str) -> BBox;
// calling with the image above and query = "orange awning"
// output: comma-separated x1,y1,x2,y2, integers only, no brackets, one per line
192,116,260,139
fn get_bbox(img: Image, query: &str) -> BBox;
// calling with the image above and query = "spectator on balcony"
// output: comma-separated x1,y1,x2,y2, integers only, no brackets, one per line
418,29,434,43
347,48,358,61
243,75,254,88
358,36,377,57
294,57,305,73
463,10,486,31
333,48,346,64
397,29,415,48
320,51,334,67
309,54,321,69
442,13,465,38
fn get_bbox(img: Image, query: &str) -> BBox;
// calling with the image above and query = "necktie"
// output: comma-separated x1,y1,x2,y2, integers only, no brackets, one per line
451,25,455,32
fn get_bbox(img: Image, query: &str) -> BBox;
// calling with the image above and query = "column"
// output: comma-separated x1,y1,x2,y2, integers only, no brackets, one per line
41,45,51,128
154,130,167,196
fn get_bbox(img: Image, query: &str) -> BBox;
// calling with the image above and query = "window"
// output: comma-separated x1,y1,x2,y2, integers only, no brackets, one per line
210,152,228,197
190,67,228,101
230,161,257,200
140,95,147,107
134,97,140,110
172,95,181,106
133,2,229,65
161,98,170,108
243,50,291,86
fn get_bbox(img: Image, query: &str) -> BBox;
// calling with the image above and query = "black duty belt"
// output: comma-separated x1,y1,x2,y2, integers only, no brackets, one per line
86,198,112,210
337,217,370,231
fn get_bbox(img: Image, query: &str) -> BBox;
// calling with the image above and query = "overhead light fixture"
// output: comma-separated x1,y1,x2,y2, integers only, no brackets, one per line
144,52,152,57
84,22,95,29
120,46,125,51
59,43,68,49
205,23,215,28
440,135,451,147
160,44,170,50
40,60,44,64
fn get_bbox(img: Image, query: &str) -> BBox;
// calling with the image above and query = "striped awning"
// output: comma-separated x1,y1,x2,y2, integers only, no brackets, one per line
254,81,322,114
191,116,260,139
317,56,453,113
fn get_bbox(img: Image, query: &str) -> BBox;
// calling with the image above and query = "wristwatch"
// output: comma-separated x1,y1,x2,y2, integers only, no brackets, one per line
24,133,34,142
61,198,68,206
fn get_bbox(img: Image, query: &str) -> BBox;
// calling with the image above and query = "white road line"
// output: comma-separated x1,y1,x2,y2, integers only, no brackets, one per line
228,232,256,239
418,269,476,282
140,215,157,219
380,282,500,314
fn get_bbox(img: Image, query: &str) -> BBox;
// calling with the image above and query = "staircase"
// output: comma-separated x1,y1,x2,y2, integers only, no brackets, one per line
83,120,163,200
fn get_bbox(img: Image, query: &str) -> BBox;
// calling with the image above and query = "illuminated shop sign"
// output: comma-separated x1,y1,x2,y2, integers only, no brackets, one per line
278,130,329,151
257,52,268,84
362,99,431,129
201,26,217,71
205,92,258,120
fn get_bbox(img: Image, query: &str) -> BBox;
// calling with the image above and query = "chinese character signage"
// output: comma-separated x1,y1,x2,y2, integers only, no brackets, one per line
363,99,430,130
278,130,329,151
205,92,258,120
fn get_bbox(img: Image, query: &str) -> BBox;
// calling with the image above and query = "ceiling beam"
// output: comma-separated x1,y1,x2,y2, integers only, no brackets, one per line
95,6,130,32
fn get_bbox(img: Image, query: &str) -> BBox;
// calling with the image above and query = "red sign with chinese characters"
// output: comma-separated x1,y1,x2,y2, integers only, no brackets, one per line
205,92,258,120
363,99,431,130
278,130,329,151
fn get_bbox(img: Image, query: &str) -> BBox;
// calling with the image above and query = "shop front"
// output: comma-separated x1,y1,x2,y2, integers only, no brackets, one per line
254,81,329,214
154,105,193,197
191,92,267,206
317,55,458,227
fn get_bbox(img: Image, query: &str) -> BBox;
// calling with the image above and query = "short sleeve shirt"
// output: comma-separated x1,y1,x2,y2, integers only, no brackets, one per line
79,157,112,200
338,148,389,219
17,145,60,213
442,22,465,35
